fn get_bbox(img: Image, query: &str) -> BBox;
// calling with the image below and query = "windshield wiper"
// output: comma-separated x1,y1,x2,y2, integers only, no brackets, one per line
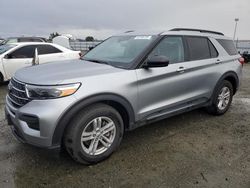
83,58,110,65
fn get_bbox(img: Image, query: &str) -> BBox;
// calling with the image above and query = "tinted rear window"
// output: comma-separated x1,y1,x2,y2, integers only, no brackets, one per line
18,38,45,42
19,38,33,42
32,38,44,42
186,37,211,61
217,39,238,55
37,45,62,54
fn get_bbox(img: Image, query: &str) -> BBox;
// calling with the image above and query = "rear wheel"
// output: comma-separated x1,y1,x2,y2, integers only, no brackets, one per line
64,103,124,164
206,80,233,115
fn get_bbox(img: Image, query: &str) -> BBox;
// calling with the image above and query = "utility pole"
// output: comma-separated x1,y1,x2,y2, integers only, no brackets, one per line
233,18,239,41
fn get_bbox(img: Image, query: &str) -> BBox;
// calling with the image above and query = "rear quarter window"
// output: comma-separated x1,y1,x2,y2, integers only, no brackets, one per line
208,40,218,58
217,39,238,56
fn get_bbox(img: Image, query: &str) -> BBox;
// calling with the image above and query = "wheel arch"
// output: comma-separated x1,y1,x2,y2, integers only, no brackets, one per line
52,93,135,146
214,71,239,95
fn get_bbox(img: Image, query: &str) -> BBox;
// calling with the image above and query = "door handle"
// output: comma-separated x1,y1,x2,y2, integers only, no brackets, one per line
176,66,186,73
215,59,222,64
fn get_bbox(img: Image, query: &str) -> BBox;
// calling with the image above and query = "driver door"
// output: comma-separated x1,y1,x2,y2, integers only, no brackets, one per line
136,36,201,120
2,45,36,79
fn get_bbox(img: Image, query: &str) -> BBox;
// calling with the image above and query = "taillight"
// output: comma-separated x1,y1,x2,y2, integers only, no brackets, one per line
239,57,245,66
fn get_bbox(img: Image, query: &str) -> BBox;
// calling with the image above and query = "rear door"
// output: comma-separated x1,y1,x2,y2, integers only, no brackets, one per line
2,45,36,79
37,44,65,63
182,36,221,100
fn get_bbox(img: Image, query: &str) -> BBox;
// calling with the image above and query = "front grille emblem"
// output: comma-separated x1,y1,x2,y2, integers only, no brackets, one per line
8,83,13,92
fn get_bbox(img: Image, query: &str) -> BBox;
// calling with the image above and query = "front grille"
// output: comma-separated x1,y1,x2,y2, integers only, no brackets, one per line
7,78,31,108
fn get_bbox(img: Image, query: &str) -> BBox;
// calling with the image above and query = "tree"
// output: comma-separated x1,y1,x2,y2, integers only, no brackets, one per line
85,36,94,41
49,32,60,41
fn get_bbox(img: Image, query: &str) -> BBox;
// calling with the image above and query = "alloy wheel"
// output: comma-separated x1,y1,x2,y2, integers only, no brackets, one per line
217,86,231,111
80,117,116,156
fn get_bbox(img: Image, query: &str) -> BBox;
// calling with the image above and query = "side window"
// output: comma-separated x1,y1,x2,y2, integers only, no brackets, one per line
216,39,238,56
37,45,62,55
19,38,32,42
6,39,18,44
186,37,211,61
208,40,218,58
32,39,43,42
9,45,36,58
149,36,184,64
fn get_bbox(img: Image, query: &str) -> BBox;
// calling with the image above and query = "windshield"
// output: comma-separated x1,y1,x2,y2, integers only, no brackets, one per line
0,44,16,55
4,38,18,44
83,35,157,68
0,40,5,45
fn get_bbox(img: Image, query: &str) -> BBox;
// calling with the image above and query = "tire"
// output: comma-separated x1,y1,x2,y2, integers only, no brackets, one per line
206,80,233,115
64,103,124,164
0,73,4,85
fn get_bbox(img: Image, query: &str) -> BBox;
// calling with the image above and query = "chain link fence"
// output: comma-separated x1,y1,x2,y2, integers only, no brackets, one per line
69,41,102,53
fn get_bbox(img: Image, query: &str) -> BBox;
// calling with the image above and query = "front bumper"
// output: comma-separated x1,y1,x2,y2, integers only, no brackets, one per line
5,95,77,149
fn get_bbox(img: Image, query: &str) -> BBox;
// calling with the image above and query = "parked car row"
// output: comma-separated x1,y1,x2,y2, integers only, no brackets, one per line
241,51,250,63
5,28,243,165
0,37,47,45
0,42,81,82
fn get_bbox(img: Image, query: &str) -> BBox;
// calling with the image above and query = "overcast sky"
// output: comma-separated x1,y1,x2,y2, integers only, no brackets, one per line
0,0,249,40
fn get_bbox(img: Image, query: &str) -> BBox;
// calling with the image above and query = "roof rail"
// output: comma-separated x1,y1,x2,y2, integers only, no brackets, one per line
170,28,224,36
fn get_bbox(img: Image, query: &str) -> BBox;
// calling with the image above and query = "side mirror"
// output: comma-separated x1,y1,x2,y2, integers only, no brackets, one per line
88,46,95,51
32,48,39,65
143,55,169,68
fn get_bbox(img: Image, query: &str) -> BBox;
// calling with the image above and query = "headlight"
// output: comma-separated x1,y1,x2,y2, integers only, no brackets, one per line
25,83,81,99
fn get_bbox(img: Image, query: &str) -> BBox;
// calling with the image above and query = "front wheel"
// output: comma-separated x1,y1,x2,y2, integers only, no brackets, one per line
64,104,124,164
206,80,233,115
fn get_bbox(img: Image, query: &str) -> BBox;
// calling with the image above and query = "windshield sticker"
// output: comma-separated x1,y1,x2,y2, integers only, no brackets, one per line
134,36,152,40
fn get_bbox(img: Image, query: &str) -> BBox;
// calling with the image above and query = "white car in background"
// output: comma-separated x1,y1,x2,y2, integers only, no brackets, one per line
0,42,81,82
0,38,4,44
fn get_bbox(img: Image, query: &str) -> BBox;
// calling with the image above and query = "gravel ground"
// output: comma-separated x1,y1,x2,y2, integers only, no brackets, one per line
0,64,250,188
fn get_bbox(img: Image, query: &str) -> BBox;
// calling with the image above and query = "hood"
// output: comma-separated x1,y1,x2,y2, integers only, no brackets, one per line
14,59,124,85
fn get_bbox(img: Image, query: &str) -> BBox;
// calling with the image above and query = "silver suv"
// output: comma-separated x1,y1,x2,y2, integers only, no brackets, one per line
5,28,243,164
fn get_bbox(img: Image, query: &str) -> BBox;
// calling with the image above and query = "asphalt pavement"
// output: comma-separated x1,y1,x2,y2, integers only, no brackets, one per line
0,64,250,188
